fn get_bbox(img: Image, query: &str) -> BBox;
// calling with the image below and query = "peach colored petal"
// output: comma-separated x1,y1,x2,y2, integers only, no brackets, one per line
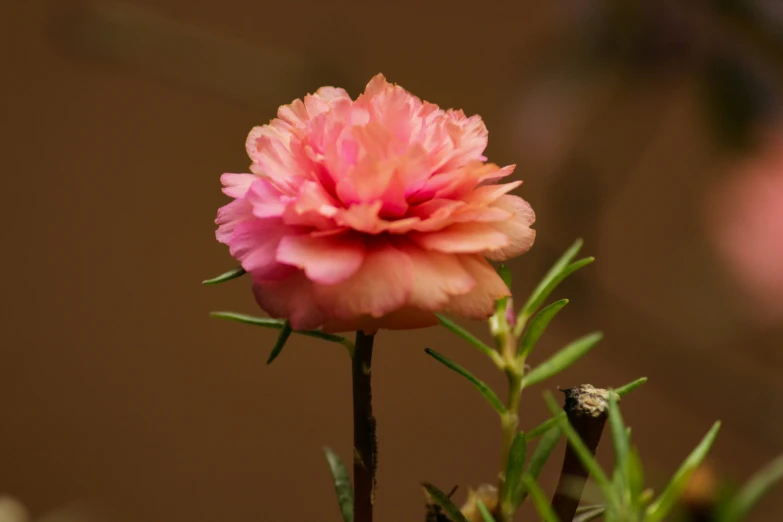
461,180,522,205
411,222,509,253
322,307,438,334
229,219,297,280
245,178,286,218
253,273,325,331
220,173,257,198
484,195,536,261
335,202,383,234
215,199,253,244
444,255,510,319
276,233,366,284
313,244,414,319
400,244,476,310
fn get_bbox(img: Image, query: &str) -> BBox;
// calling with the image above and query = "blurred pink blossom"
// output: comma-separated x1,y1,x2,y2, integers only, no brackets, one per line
707,130,783,322
216,74,535,333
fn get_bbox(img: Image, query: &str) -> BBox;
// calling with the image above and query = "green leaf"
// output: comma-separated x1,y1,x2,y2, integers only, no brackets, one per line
544,391,613,494
435,314,500,363
573,505,605,522
323,447,353,522
517,426,561,507
502,432,528,512
720,454,783,522
627,448,646,506
425,348,506,414
608,394,629,489
498,264,513,290
520,239,592,320
521,475,559,522
646,421,722,522
518,299,569,359
522,332,603,388
526,413,565,440
476,500,495,522
202,266,246,285
614,377,648,397
422,482,469,522
209,311,352,347
266,320,292,364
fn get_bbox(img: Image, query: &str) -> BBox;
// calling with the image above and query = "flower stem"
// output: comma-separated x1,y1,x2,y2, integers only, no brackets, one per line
352,331,376,522
498,332,524,522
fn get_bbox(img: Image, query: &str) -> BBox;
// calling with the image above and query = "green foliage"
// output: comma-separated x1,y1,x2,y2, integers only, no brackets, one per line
422,482,469,522
522,332,603,387
266,320,292,364
202,266,246,285
324,448,353,522
424,348,506,414
518,299,569,358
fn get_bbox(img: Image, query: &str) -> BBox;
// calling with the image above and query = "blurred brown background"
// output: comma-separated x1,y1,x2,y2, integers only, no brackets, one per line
2,1,783,521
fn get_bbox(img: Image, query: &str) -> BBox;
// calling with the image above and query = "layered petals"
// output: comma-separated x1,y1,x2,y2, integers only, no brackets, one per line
214,74,536,332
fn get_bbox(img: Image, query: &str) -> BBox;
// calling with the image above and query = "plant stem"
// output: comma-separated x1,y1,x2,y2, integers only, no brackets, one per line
498,329,524,522
551,385,609,522
352,331,376,522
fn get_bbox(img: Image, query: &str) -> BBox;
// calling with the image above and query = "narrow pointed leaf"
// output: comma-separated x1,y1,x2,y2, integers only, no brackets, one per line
544,391,613,494
522,332,603,388
435,314,498,361
521,475,559,522
646,421,722,522
324,447,353,522
422,482,469,522
614,377,648,397
425,348,506,414
573,505,605,522
720,454,783,522
476,500,495,522
608,393,629,490
519,299,569,358
202,266,246,285
526,413,565,440
502,432,528,510
498,264,513,289
267,320,292,364
517,426,561,507
520,238,591,319
210,311,351,346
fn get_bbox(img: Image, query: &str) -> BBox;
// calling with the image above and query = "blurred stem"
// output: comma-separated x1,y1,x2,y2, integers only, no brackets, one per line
353,331,376,522
551,386,609,522
498,332,525,522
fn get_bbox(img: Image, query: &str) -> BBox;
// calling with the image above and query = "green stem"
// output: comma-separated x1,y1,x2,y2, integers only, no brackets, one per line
352,331,376,522
498,330,524,522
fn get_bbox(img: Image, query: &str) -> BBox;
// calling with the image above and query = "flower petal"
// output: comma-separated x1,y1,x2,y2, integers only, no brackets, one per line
313,244,414,319
229,219,296,280
322,307,438,334
484,195,536,261
245,178,286,218
220,173,257,198
277,233,365,284
444,255,510,319
253,273,324,330
399,244,476,310
215,199,253,244
411,222,509,253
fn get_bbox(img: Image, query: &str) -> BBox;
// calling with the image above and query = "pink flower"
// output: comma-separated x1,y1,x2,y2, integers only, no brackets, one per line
215,74,536,333
706,129,783,323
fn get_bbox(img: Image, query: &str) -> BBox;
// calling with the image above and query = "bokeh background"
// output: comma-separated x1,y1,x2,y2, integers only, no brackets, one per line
3,1,783,521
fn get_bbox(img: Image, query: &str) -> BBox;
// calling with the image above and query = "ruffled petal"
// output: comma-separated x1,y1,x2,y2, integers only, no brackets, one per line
277,233,365,284
220,173,258,198
399,244,476,310
229,219,296,280
253,273,324,330
411,222,509,253
484,195,536,261
215,199,253,244
313,244,414,319
443,255,510,319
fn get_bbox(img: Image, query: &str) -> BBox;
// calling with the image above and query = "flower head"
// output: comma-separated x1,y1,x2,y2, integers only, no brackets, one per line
215,74,535,333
